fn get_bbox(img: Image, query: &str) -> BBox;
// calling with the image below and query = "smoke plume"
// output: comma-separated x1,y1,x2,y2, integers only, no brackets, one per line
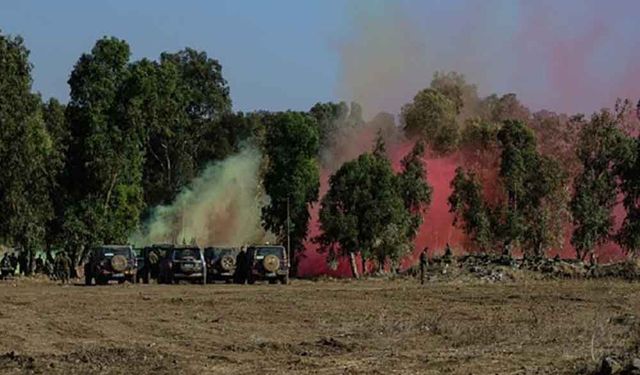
130,146,272,247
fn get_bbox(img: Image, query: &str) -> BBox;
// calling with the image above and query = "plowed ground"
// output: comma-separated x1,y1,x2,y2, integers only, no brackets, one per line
0,277,638,374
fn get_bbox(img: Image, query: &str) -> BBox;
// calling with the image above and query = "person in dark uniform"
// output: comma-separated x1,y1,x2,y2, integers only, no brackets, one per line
419,247,428,285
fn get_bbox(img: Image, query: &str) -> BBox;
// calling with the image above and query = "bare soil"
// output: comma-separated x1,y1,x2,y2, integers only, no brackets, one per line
0,277,638,374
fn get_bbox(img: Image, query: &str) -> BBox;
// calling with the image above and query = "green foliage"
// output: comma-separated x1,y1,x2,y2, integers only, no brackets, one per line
64,37,145,259
309,101,363,151
402,88,459,153
42,98,69,255
571,110,635,259
261,112,320,273
449,120,569,256
448,168,494,251
0,32,54,270
397,140,433,237
318,137,431,276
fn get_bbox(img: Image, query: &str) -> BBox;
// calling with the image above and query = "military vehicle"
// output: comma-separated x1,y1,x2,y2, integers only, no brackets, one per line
0,253,16,279
84,245,137,285
158,245,206,284
137,244,172,284
204,247,240,283
245,245,289,285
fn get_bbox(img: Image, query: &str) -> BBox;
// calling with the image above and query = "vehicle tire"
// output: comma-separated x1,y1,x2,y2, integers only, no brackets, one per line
225,278,232,284
96,276,108,285
279,275,289,285
268,279,277,285
118,279,125,284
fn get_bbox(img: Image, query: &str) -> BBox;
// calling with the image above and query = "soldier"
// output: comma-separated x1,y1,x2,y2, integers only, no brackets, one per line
148,249,159,281
63,252,73,280
419,247,428,285
1,253,14,279
55,251,71,284
443,243,453,263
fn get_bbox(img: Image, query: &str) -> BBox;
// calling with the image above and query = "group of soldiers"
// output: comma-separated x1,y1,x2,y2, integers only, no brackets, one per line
0,251,73,283
418,243,454,285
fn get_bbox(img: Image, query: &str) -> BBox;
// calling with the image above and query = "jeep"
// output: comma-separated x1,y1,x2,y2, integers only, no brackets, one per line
84,245,137,285
204,247,240,283
245,245,289,284
158,245,206,284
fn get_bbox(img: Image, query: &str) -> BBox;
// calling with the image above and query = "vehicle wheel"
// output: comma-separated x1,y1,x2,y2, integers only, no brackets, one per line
279,275,289,285
118,279,125,284
268,279,277,285
84,273,92,286
96,276,108,285
225,278,232,284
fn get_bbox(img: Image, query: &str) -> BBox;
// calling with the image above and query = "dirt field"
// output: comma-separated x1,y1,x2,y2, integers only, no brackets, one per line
0,277,638,374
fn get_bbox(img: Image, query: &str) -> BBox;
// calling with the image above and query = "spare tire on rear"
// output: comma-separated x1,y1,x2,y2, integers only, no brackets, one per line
220,255,236,271
111,255,127,272
263,255,280,273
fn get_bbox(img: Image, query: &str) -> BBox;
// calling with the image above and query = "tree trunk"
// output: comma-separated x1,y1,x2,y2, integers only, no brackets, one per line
349,252,359,279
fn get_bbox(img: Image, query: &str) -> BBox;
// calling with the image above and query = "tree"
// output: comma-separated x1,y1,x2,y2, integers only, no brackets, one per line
449,120,569,256
571,110,634,259
42,98,69,260
402,88,459,153
317,153,406,277
397,140,433,238
0,32,54,272
430,71,481,117
125,49,233,210
261,112,320,276
309,101,364,151
448,168,495,251
64,37,145,262
317,136,430,277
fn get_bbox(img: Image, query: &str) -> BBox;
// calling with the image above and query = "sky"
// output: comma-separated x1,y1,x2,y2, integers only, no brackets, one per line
1,0,639,116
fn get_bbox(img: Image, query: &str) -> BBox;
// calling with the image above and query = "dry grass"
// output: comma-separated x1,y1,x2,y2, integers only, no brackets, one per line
0,277,638,374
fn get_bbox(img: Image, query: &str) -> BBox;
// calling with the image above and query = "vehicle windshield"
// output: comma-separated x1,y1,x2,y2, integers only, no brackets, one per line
205,248,234,258
173,248,200,260
99,247,131,257
255,247,284,257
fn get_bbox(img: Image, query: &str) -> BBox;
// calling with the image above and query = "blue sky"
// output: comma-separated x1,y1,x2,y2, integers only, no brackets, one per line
1,1,639,115
0,0,350,112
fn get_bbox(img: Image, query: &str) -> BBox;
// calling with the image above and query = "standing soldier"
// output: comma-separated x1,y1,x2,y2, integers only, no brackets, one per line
63,251,73,281
148,249,159,281
419,247,428,285
55,251,71,284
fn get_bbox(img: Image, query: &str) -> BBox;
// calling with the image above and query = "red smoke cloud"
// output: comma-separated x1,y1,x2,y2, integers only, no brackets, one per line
298,135,629,278
298,136,465,278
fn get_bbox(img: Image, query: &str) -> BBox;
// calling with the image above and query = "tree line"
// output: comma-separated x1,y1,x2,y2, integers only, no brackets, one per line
1,32,638,277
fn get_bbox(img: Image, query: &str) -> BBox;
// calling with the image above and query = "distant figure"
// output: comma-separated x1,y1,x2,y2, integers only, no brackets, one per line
636,99,640,121
1,253,14,279
234,246,248,284
419,247,428,285
502,242,512,257
589,252,597,266
443,243,453,263
148,250,159,280
55,251,71,284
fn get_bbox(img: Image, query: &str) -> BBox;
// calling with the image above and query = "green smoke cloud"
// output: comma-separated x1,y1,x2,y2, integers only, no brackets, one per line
130,146,273,247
